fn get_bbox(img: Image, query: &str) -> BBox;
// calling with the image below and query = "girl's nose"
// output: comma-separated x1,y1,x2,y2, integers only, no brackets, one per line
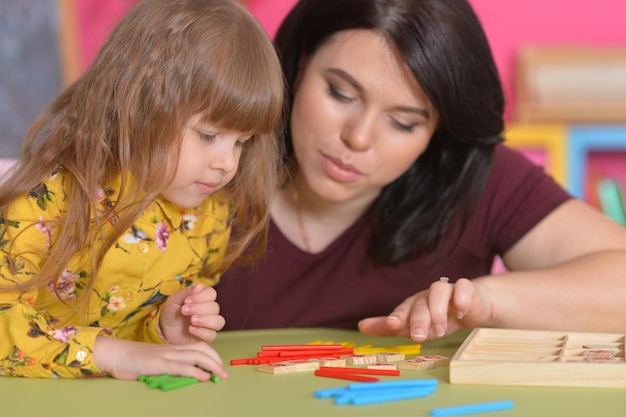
209,143,238,172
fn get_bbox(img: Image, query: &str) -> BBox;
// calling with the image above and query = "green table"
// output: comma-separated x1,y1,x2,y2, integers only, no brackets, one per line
2,328,625,416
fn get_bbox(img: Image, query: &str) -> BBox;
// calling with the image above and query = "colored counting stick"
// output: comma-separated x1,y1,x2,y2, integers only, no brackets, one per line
318,366,400,376
430,400,514,417
314,369,379,382
138,374,219,391
348,388,435,406
261,344,343,351
139,375,199,391
314,379,438,406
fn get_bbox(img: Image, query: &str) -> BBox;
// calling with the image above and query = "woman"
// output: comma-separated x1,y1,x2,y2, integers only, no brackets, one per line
216,0,626,341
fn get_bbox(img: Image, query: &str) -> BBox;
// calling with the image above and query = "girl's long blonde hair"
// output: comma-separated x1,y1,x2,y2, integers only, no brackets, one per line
0,0,284,296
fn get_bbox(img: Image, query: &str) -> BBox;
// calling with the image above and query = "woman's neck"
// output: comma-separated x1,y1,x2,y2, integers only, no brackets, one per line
270,174,378,254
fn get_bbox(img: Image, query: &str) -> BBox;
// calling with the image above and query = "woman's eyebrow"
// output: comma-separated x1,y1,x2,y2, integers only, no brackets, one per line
324,68,431,119
325,67,365,93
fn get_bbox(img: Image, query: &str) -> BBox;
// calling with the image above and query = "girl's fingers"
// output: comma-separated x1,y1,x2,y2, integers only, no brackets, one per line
171,343,227,378
184,285,217,304
182,301,221,317
188,326,218,343
104,339,228,381
188,313,225,333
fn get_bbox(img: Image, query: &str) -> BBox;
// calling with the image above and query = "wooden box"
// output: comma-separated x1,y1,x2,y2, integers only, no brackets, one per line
449,328,626,388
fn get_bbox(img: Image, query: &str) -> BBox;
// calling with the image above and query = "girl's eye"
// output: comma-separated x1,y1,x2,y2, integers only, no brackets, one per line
328,82,354,103
198,132,216,142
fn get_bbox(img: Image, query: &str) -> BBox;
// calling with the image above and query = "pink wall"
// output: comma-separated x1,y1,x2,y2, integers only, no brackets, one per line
470,0,626,119
76,0,626,120
76,0,136,72
246,0,626,120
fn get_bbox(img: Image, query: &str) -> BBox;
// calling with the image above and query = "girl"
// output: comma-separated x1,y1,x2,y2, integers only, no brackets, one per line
0,0,283,380
217,0,626,340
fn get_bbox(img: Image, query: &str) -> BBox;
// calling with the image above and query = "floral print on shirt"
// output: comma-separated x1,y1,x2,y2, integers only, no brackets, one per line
0,170,232,378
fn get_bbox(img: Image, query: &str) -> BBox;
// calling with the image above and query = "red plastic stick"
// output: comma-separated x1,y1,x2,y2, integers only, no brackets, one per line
318,366,400,376
314,369,380,382
231,353,346,365
258,348,353,357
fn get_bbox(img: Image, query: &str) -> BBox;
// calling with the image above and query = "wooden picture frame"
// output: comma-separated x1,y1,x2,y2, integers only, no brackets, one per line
515,45,626,123
57,0,81,86
503,123,567,187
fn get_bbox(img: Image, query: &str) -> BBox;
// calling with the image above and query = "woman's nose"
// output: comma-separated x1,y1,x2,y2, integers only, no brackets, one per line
340,111,375,152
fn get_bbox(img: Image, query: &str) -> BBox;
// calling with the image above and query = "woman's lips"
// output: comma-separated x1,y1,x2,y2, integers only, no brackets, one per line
320,153,363,182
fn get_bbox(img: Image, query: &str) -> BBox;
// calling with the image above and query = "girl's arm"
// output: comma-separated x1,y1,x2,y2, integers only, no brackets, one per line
93,336,228,381
359,199,626,340
0,279,228,379
0,289,106,378
0,177,108,377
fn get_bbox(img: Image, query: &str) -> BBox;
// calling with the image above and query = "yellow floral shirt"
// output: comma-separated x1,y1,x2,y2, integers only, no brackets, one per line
0,170,232,378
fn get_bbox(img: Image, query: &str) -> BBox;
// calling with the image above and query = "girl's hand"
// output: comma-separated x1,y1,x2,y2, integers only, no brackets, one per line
357,278,493,341
94,336,228,381
160,284,225,345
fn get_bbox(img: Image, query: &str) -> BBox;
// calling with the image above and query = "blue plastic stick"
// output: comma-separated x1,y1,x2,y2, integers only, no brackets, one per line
335,388,435,405
347,379,438,391
430,400,514,417
313,387,350,399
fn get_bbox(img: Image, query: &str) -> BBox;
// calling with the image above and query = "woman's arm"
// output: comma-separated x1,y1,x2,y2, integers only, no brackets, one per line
359,199,626,340
482,199,626,331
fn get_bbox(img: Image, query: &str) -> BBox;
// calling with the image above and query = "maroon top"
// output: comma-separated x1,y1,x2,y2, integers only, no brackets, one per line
216,145,571,330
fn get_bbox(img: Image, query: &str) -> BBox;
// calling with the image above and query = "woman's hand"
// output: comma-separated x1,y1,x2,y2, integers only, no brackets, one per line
358,278,493,342
160,284,225,345
94,336,228,381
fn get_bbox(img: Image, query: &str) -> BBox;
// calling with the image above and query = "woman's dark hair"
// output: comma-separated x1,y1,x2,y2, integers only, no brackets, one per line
274,0,505,265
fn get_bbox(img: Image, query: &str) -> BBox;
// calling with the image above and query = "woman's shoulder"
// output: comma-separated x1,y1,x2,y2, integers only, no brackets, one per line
493,143,536,168
471,143,571,253
489,143,562,189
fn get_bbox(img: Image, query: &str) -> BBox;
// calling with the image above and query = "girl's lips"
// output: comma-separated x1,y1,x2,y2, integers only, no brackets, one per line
320,153,363,182
196,182,218,194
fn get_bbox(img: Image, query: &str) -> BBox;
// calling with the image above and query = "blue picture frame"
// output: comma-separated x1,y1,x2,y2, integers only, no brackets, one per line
567,125,626,200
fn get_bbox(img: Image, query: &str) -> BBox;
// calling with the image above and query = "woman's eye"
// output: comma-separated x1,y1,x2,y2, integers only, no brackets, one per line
328,83,354,103
391,119,417,133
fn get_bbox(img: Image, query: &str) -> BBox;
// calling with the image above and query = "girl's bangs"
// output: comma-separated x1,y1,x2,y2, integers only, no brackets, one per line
196,47,283,136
